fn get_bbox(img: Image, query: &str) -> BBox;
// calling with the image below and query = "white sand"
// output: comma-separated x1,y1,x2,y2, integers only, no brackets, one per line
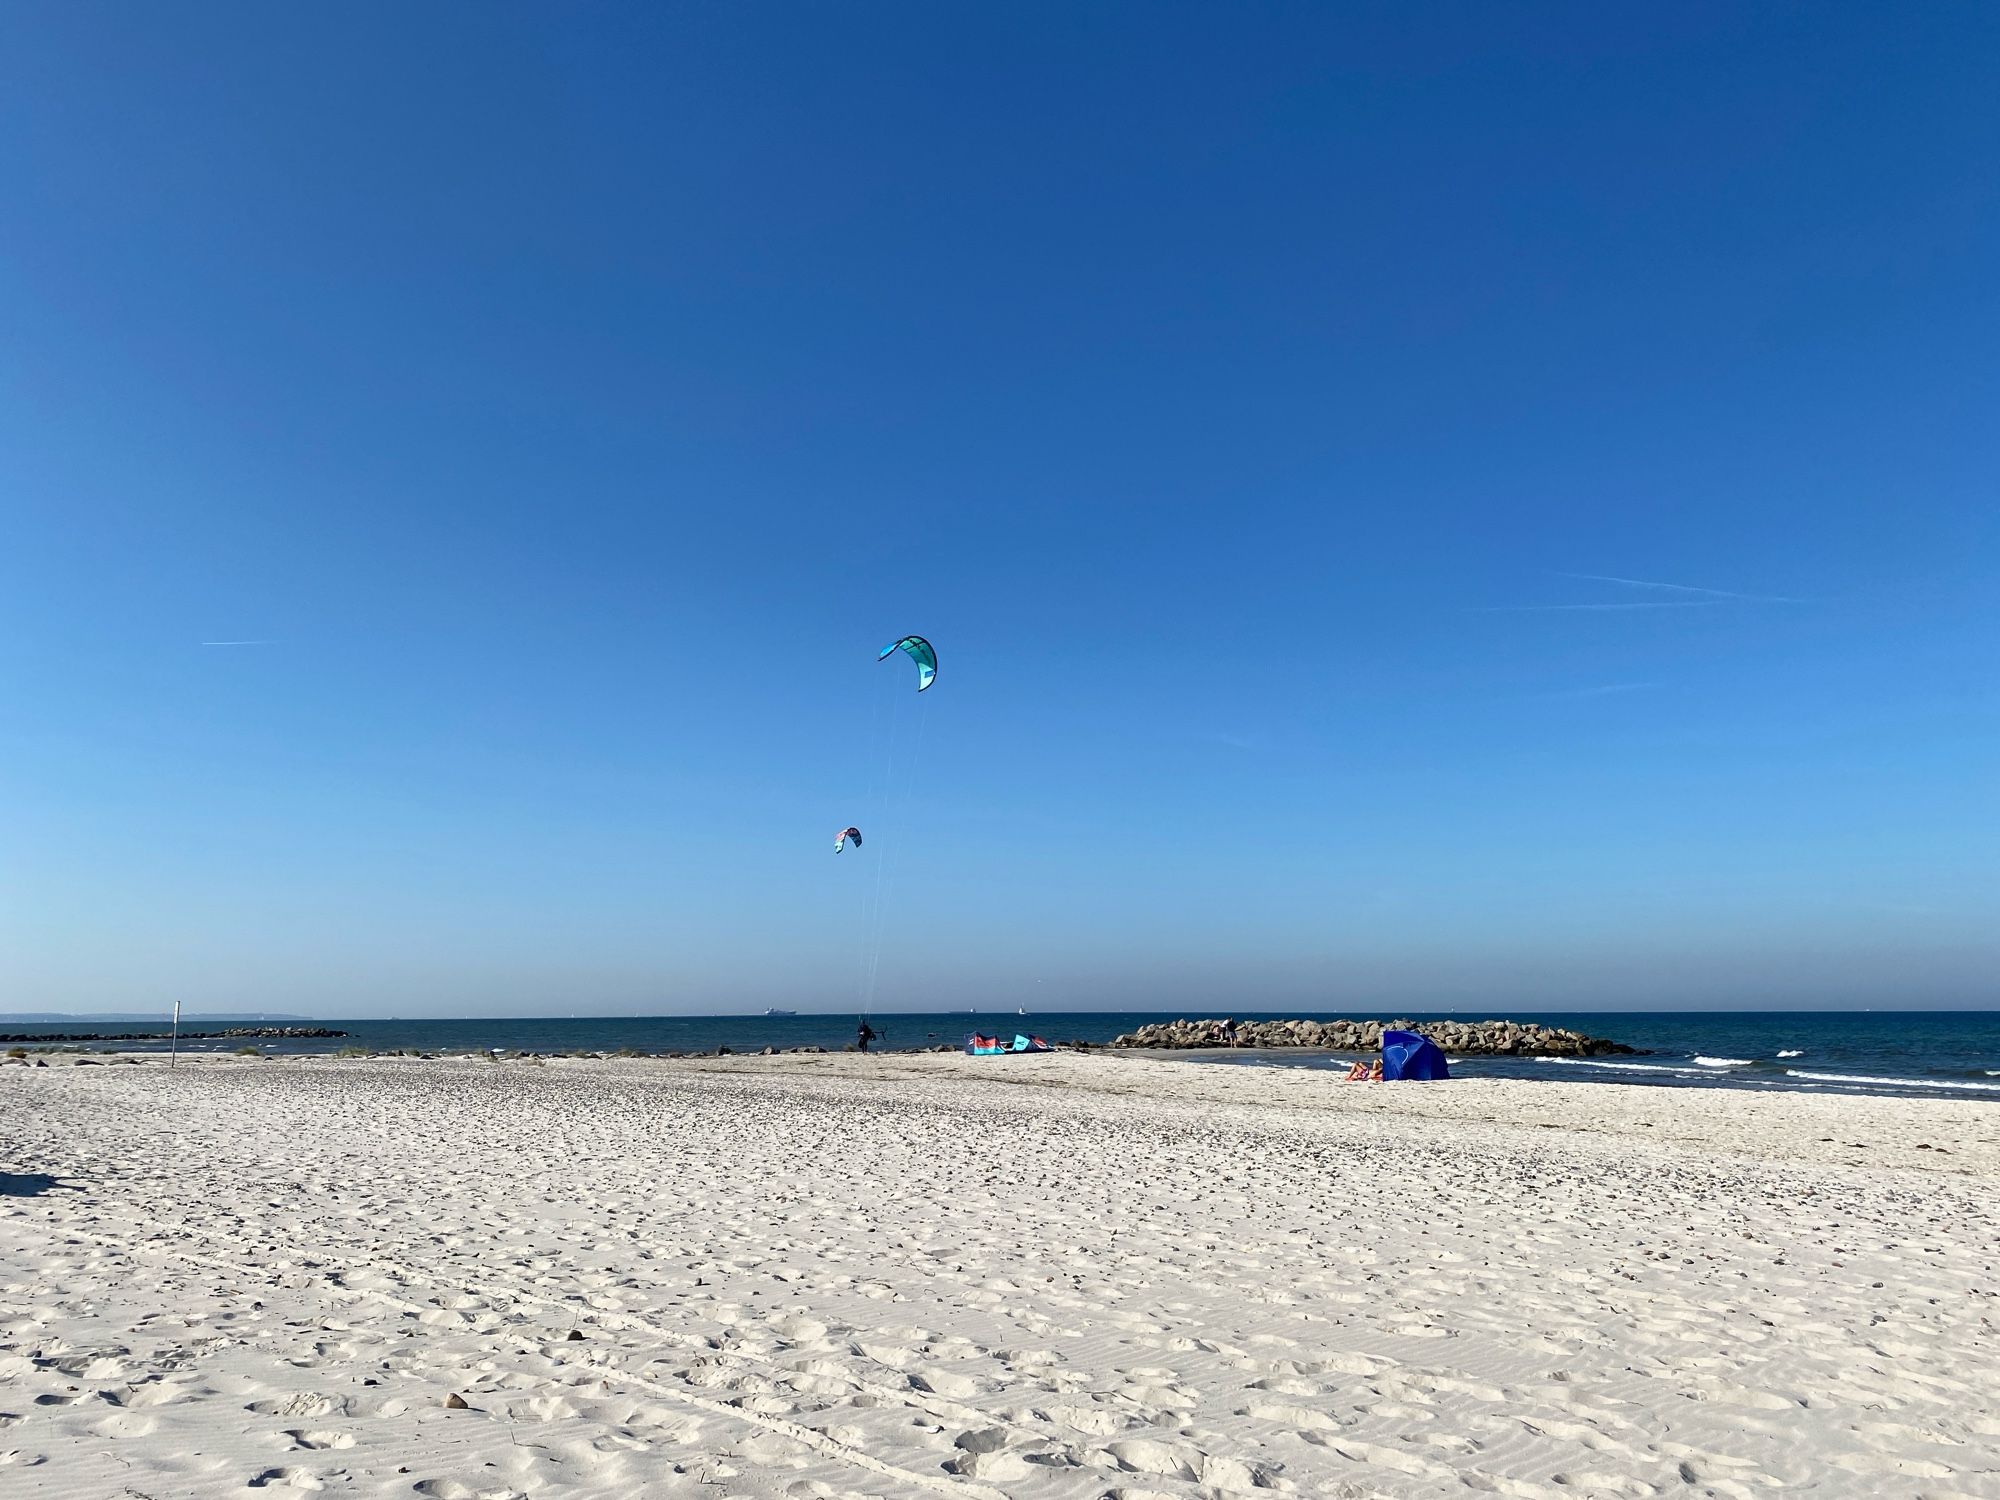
4,1050,1998,1499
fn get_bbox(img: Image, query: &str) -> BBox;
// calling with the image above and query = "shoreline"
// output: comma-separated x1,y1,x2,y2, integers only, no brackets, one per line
14,1035,1999,1105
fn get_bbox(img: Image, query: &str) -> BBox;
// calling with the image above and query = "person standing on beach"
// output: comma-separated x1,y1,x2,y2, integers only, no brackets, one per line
856,1019,877,1052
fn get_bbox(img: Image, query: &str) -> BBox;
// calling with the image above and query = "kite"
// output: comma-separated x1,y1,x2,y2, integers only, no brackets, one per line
878,635,936,691
834,826,863,853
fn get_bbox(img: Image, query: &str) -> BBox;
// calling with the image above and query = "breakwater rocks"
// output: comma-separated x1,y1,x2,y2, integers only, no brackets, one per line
1111,1018,1635,1057
0,1027,348,1043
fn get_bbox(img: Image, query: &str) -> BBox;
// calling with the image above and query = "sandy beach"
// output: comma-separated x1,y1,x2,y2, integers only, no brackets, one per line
4,1051,1997,1499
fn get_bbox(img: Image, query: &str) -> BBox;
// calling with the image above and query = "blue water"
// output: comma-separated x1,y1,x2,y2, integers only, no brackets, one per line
8,1010,1997,1101
1197,1010,2000,1102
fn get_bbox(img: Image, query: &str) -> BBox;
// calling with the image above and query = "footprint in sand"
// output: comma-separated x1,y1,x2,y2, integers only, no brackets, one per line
247,1392,348,1419
36,1348,131,1379
513,1394,583,1421
950,1427,1012,1455
1242,1401,1341,1431
1091,1439,1284,1494
1247,1375,1324,1396
943,1448,1038,1482
1097,1438,1200,1480
1549,1470,1657,1496
117,1375,199,1408
247,1468,325,1491
907,1369,985,1399
1121,1380,1199,1411
85,1411,158,1440
283,1429,355,1450
1048,1404,1134,1437
766,1313,831,1341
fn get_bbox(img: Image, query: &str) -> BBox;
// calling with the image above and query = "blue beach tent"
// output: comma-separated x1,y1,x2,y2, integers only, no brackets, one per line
1380,1029,1450,1081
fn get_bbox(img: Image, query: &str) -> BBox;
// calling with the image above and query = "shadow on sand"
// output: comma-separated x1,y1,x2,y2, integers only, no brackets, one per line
0,1171,78,1198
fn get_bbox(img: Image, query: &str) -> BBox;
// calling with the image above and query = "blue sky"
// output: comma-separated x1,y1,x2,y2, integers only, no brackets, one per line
2,3,1993,1016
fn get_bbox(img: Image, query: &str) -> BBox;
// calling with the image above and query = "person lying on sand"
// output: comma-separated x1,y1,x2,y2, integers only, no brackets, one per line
1344,1060,1369,1081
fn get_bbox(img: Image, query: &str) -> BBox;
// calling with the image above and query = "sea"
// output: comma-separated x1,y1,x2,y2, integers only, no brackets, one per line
6,1009,1998,1102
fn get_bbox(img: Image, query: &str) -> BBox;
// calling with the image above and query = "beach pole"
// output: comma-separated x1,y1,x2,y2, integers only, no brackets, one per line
171,1000,181,1069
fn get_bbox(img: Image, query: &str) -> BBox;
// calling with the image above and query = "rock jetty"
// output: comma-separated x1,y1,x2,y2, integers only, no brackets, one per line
1111,1018,1634,1056
0,1027,348,1043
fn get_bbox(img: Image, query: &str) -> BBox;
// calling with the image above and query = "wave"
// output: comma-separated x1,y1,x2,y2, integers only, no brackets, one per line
1784,1070,2000,1093
1537,1056,1699,1074
1693,1056,1753,1067
1777,1049,1804,1058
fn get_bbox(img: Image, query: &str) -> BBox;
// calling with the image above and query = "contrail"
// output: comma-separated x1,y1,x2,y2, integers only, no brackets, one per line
1471,601,1717,612
1556,572,1801,603
200,639,273,646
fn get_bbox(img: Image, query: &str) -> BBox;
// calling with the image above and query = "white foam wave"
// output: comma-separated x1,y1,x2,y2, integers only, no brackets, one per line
1536,1056,1698,1074
1784,1070,2000,1093
1776,1049,1804,1058
1693,1056,1753,1067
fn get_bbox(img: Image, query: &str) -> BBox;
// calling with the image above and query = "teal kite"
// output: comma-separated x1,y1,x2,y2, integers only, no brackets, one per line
879,635,936,691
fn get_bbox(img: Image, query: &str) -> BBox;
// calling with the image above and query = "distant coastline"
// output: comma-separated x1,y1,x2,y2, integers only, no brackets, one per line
1,1027,347,1043
0,1013,318,1024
